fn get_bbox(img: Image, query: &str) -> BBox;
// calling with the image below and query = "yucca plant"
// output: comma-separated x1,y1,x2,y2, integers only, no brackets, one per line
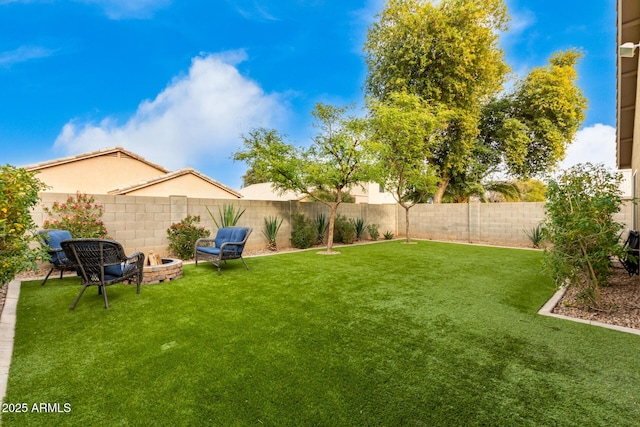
350,218,367,241
263,216,284,251
206,204,246,228
383,230,394,240
524,223,545,248
314,213,329,245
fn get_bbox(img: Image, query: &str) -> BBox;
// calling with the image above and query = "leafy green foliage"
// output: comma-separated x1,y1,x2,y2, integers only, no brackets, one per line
290,213,317,249
43,192,109,238
263,216,283,251
206,204,245,228
0,165,48,285
478,50,587,178
167,215,210,260
234,103,373,252
350,218,367,241
334,215,356,244
543,164,624,309
383,231,394,240
365,0,509,203
368,91,441,241
366,223,380,241
516,179,547,202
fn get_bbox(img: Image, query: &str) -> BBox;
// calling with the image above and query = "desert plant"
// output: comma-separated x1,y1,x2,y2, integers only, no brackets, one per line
350,218,367,241
543,163,625,309
524,223,545,248
383,230,394,240
334,215,356,244
206,204,245,228
167,215,210,260
263,216,284,251
43,192,109,238
0,165,48,285
314,213,329,245
291,213,316,249
366,223,380,241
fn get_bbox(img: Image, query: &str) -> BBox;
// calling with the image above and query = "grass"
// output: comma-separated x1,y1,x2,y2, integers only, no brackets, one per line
4,241,640,426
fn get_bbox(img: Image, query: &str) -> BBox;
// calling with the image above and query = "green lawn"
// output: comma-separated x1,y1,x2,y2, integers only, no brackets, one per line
4,241,640,426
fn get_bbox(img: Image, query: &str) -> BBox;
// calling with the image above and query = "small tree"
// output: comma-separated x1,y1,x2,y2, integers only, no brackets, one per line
543,163,624,309
0,165,48,285
234,103,373,253
43,192,109,238
368,91,441,243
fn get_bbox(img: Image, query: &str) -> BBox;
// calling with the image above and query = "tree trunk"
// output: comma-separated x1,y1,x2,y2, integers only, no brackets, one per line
403,204,411,243
432,175,450,204
326,204,338,253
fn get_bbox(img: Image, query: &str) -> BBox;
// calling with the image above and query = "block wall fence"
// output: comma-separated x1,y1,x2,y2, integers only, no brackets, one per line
30,193,634,258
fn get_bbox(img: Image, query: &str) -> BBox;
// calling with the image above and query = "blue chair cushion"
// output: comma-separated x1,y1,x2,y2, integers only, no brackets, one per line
104,263,137,280
44,230,73,266
214,228,247,254
197,247,220,256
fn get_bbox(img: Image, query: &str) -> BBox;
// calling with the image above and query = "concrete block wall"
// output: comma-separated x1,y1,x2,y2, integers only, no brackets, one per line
32,193,635,258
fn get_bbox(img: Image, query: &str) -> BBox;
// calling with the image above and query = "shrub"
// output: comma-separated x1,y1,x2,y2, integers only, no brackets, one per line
350,218,367,241
0,165,48,285
366,223,380,241
334,215,356,244
291,213,316,249
543,163,625,309
263,216,284,251
383,230,394,240
167,215,210,260
43,192,108,238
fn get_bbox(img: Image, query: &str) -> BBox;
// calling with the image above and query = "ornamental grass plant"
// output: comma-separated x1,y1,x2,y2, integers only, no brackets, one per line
5,241,640,426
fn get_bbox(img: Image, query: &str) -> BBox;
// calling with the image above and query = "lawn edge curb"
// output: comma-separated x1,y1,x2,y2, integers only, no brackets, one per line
538,287,640,336
0,279,20,406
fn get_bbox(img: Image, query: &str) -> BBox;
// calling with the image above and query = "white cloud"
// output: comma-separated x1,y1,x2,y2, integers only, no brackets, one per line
0,45,56,67
559,123,617,171
77,0,171,19
55,51,289,171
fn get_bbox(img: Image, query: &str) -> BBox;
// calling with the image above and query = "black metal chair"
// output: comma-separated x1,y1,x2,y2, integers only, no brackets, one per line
195,227,252,275
61,239,145,309
621,230,640,276
37,229,77,286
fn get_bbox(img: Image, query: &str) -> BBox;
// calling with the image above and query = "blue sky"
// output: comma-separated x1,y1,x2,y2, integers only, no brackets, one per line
1,0,618,189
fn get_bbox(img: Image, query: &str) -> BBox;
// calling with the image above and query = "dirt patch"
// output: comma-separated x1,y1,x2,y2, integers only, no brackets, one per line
552,263,640,330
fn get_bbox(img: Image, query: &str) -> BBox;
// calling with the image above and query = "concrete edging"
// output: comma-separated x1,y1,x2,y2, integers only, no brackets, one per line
538,286,640,336
0,279,20,405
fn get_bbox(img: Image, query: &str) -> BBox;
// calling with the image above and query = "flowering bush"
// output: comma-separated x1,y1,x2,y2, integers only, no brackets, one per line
43,192,109,238
167,215,210,260
0,165,48,285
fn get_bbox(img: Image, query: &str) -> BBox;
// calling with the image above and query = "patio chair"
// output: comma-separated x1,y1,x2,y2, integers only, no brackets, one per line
621,230,640,276
61,239,145,309
195,227,252,275
37,229,77,286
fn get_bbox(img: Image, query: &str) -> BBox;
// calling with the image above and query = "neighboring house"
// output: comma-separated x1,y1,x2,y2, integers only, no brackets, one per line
24,146,241,199
618,0,640,229
238,182,304,201
238,181,397,204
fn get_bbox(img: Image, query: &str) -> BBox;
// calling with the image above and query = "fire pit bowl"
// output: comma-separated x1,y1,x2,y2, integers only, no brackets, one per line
142,258,183,284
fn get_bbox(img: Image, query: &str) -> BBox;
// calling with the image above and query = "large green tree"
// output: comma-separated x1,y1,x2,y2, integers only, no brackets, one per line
234,103,372,253
365,0,509,203
478,50,587,178
368,91,441,242
365,0,586,203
